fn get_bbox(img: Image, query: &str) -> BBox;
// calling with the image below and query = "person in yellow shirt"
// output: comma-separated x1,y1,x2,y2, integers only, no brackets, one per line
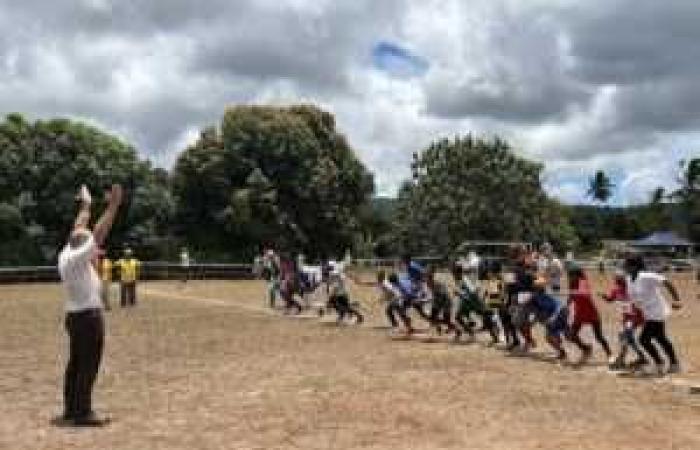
99,253,113,311
116,248,140,308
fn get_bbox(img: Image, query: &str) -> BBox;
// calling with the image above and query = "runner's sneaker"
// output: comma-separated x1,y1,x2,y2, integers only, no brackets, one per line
668,363,681,375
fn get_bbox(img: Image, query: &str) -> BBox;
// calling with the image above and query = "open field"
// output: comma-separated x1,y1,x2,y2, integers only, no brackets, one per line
1,273,699,450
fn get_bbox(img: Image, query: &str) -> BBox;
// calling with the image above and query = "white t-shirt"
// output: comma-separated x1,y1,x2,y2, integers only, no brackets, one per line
180,251,190,267
627,271,670,321
58,234,102,312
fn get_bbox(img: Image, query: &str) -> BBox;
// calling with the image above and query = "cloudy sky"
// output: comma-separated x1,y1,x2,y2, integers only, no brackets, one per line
1,0,698,205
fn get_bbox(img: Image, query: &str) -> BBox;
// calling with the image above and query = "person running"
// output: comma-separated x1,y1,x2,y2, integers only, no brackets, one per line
425,266,461,339
624,255,683,375
397,256,432,324
511,247,537,353
279,254,303,315
324,263,363,324
537,242,564,298
479,262,503,344
600,270,647,370
530,277,569,361
566,265,613,365
387,272,415,335
502,267,521,350
452,264,497,343
55,184,122,427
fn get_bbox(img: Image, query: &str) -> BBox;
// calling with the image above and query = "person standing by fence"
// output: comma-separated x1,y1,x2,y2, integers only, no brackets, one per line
116,248,140,308
55,184,122,427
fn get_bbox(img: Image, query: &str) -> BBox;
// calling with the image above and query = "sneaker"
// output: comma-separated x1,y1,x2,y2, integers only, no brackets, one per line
668,363,681,375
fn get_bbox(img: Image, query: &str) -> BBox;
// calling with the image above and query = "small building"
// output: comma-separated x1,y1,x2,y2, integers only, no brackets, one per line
629,231,695,259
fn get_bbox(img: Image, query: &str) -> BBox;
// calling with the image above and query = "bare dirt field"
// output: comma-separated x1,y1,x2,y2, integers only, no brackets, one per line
1,273,699,450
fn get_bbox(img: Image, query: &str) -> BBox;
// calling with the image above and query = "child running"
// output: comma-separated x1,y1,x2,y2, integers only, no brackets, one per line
624,255,683,375
566,265,612,365
425,266,461,339
452,264,498,343
600,270,647,370
325,263,363,324
530,278,569,361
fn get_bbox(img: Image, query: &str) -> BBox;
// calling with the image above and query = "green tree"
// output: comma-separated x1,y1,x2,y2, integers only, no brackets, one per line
391,135,569,255
0,114,174,264
671,158,700,242
587,170,615,204
172,105,374,260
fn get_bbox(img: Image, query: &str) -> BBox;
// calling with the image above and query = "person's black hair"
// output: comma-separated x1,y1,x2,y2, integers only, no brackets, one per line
567,265,585,287
624,255,645,280
388,272,399,284
401,254,411,264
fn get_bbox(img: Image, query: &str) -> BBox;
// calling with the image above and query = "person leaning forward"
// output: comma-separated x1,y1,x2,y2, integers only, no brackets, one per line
54,183,123,427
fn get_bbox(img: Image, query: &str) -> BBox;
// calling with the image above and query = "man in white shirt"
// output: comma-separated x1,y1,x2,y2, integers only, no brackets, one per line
55,184,122,427
624,255,683,375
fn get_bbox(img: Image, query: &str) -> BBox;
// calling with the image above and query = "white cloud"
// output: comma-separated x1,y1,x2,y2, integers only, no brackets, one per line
1,0,699,205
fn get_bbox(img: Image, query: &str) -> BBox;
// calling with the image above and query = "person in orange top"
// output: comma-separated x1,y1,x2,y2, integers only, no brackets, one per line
566,265,612,365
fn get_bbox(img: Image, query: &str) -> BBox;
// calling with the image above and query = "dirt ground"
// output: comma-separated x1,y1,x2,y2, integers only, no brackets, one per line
1,273,699,450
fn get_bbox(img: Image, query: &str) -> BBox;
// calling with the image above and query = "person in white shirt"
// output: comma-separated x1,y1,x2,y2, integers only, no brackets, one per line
55,184,122,427
624,255,683,375
538,243,564,297
180,248,190,284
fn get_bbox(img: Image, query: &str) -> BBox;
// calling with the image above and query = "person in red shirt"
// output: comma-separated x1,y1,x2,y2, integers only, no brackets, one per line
566,266,612,364
601,270,647,369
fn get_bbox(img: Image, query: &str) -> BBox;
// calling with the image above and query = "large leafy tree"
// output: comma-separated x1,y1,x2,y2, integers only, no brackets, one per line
0,113,174,264
671,158,700,242
172,105,374,260
391,135,568,255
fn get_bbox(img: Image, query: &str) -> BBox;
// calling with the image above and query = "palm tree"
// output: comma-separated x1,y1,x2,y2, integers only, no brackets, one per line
587,170,615,204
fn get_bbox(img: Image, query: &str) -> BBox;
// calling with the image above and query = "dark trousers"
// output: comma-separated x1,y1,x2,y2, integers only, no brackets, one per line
64,309,104,419
499,306,519,346
328,295,363,323
386,300,411,329
120,282,136,307
639,320,678,366
568,320,612,356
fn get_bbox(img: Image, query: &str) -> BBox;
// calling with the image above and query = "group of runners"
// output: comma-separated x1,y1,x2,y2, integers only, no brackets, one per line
259,244,685,376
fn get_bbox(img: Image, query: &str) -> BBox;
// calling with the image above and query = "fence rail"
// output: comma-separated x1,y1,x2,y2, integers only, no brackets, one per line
0,258,696,284
0,262,255,284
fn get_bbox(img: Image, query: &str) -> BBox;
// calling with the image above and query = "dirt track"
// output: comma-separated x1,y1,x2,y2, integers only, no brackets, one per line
1,275,699,449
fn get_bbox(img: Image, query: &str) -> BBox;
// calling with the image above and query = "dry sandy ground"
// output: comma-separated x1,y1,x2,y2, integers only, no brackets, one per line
0,273,699,450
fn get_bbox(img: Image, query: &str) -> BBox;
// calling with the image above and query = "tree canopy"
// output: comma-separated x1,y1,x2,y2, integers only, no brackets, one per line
390,135,576,255
172,105,374,261
0,114,174,264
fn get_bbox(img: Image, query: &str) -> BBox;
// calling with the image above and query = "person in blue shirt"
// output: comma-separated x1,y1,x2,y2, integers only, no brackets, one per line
398,255,431,323
529,278,569,361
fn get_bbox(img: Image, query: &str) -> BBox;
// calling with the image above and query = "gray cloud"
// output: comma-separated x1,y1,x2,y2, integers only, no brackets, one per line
0,0,699,205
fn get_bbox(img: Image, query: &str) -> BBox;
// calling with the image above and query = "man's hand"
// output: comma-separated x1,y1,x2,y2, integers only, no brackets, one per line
76,185,92,205
105,184,123,207
93,184,124,246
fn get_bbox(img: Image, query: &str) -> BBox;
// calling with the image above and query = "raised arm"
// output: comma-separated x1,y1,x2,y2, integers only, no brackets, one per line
663,279,683,309
93,184,123,246
73,185,92,231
